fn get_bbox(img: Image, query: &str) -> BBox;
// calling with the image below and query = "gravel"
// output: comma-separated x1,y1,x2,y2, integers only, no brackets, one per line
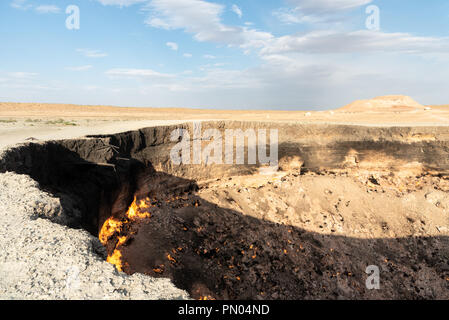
0,171,190,300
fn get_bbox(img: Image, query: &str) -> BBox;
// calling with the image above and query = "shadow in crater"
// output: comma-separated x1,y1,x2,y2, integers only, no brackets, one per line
1,142,448,300
112,168,449,300
0,141,143,235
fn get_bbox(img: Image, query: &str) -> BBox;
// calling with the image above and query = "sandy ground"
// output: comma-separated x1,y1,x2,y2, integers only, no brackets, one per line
0,119,187,149
1,101,449,150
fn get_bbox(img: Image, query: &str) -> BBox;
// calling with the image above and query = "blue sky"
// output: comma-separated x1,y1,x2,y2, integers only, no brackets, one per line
1,0,449,110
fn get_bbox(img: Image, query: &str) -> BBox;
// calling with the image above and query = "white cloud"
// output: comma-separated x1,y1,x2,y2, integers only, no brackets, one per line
11,1,62,14
144,0,273,48
275,0,373,24
286,0,372,13
146,17,171,29
143,2,449,58
95,22,449,109
273,8,317,24
65,65,93,71
231,4,242,18
35,5,61,14
105,68,175,78
166,42,179,51
116,0,449,109
10,0,32,10
260,30,449,55
96,0,147,7
7,0,449,109
76,49,108,58
8,72,38,79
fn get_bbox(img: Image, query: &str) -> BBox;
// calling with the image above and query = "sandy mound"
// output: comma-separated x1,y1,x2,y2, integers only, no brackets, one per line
339,95,423,112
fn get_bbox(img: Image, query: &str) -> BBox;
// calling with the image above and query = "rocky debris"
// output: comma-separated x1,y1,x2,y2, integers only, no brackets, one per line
279,155,304,172
199,172,449,239
0,172,189,300
425,191,449,209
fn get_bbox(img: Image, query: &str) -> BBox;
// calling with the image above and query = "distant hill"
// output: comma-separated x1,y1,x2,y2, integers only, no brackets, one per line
338,95,423,112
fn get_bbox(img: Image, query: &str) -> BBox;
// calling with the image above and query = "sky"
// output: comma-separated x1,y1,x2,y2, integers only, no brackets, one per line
1,0,449,110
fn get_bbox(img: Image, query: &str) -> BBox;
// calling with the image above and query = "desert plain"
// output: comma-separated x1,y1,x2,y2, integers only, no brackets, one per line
0,95,449,148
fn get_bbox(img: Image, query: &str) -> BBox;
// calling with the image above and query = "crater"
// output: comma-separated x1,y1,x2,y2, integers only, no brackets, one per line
1,121,448,300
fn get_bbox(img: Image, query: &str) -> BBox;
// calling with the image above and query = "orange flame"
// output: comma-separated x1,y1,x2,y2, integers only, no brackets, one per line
107,250,123,272
99,218,123,245
126,198,151,220
167,253,177,263
99,196,152,271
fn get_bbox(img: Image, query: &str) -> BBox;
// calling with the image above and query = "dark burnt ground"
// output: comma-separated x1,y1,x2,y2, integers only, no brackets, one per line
109,193,321,300
103,173,449,300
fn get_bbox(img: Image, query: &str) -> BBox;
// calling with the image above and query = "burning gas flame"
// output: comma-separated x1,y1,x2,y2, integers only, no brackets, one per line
99,196,152,271
99,218,122,245
107,250,124,272
127,199,151,220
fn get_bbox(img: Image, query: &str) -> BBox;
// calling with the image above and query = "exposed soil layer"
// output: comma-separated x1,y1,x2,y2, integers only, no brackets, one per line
1,121,448,300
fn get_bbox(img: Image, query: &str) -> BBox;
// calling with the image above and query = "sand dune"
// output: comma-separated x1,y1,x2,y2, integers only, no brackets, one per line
338,95,424,112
